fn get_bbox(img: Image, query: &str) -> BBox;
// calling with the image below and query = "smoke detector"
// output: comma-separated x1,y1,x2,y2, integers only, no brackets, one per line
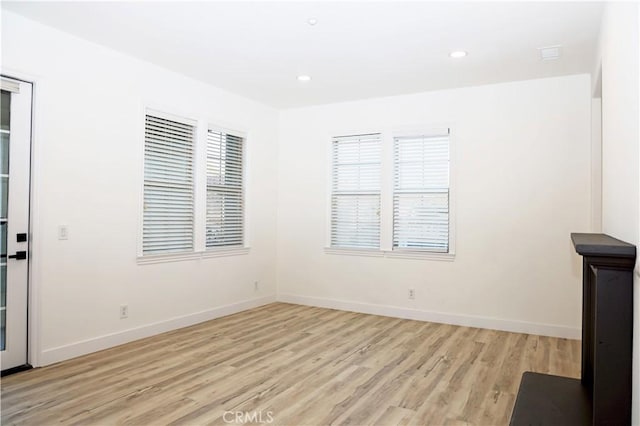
538,45,562,61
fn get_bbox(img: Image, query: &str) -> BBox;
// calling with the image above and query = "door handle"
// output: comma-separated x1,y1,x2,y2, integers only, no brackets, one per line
8,251,27,260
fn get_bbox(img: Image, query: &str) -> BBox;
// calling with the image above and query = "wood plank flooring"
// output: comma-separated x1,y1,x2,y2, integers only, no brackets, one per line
1,303,580,425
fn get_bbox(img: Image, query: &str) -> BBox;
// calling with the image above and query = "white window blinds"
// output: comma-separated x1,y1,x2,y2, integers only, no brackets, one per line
393,133,450,252
331,134,381,249
206,129,244,248
143,114,195,254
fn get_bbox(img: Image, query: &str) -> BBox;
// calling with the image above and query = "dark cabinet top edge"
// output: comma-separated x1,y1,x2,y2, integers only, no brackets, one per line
571,233,637,258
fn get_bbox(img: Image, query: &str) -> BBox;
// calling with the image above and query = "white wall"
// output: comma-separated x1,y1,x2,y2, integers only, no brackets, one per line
1,9,597,371
591,98,602,232
1,11,279,366
596,3,640,424
277,74,592,338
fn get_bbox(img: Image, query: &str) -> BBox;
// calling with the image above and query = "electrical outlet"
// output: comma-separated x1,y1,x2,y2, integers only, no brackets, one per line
254,281,259,291
120,305,128,319
408,288,415,300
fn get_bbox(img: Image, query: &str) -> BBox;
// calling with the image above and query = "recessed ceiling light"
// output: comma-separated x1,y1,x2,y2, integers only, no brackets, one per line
297,75,312,82
450,51,468,59
307,18,318,26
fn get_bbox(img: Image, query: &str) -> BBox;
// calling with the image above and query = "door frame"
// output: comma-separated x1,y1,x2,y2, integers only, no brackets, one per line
1,69,43,368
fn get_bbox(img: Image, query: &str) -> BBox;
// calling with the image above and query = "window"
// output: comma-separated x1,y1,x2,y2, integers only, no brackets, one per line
206,129,244,248
140,109,248,262
327,129,453,258
393,133,450,252
143,113,195,254
330,134,381,249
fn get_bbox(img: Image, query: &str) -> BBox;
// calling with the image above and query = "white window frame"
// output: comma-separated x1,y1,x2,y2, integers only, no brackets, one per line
141,110,197,256
137,105,250,265
324,125,456,261
329,132,382,250
205,125,247,250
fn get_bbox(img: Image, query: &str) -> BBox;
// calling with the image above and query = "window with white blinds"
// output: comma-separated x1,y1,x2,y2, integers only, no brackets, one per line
143,114,195,254
331,134,381,249
206,130,244,248
393,133,450,252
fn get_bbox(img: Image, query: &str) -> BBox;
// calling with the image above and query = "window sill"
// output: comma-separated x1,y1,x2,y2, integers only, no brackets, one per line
324,247,455,261
202,247,250,259
384,250,455,261
137,247,250,265
323,247,385,257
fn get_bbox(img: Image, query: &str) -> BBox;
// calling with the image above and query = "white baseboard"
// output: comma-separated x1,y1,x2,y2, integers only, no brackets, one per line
39,295,276,366
277,293,580,339
38,293,579,367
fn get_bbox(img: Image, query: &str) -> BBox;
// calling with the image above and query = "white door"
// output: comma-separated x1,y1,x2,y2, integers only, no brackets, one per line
0,76,32,371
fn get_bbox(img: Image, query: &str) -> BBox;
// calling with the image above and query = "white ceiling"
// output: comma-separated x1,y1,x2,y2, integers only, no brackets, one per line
3,1,603,108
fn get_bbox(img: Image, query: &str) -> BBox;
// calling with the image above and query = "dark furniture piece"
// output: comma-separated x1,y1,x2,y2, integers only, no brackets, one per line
510,233,635,426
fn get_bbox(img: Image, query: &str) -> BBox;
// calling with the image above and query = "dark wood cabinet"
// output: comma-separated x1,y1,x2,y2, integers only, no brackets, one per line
510,233,635,426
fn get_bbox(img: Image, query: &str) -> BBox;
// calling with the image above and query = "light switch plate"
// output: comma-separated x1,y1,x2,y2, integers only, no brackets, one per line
58,225,68,240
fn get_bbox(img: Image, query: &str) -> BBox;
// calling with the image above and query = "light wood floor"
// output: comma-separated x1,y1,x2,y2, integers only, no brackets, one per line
1,303,580,426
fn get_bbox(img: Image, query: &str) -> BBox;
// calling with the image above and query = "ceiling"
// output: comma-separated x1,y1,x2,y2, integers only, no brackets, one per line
3,1,603,108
